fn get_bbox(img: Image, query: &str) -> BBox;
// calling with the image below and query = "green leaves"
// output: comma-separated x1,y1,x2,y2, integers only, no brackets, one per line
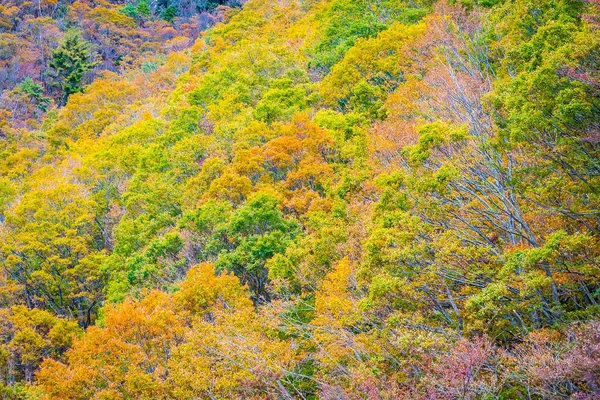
404,122,468,166
214,193,300,298
16,78,51,113
254,84,310,123
0,0,598,397
49,29,99,105
309,0,425,74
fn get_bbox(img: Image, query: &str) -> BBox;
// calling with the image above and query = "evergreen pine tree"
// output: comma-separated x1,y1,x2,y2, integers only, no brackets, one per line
120,3,138,18
136,0,151,18
49,29,99,105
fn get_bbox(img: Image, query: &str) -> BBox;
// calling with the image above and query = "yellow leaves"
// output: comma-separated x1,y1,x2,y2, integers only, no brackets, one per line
47,319,82,349
232,147,266,181
0,306,82,386
175,262,252,315
312,258,365,371
0,177,102,323
206,172,253,205
315,257,356,325
2,147,38,179
89,6,136,28
109,118,165,152
50,77,140,142
320,22,426,106
0,5,17,29
170,304,299,398
11,328,46,364
7,182,95,230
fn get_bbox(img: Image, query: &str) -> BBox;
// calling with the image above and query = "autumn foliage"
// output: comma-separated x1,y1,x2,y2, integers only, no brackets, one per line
0,0,599,398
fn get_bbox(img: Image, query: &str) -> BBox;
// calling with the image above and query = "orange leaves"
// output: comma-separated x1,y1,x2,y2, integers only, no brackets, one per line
103,291,184,346
285,154,335,193
188,114,338,211
36,264,301,399
369,76,429,166
264,134,305,172
37,291,184,400
263,114,336,199
206,172,253,205
282,188,330,216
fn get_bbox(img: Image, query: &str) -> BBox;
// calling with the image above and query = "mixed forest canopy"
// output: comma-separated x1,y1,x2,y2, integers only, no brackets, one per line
0,0,599,398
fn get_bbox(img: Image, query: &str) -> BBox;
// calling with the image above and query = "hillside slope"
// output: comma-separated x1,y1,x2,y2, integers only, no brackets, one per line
0,0,599,398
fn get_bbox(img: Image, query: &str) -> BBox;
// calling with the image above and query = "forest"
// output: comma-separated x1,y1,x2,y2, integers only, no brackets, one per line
0,0,599,398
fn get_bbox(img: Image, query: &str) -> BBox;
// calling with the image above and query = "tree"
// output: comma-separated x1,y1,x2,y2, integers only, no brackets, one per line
35,264,301,400
136,0,151,18
215,192,300,302
0,181,106,326
0,306,81,386
16,78,50,113
48,29,99,104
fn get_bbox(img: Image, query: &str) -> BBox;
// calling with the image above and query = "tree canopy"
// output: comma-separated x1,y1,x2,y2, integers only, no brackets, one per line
0,0,599,398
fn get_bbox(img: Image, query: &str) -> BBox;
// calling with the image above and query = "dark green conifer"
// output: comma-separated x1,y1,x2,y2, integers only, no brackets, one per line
49,29,99,105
